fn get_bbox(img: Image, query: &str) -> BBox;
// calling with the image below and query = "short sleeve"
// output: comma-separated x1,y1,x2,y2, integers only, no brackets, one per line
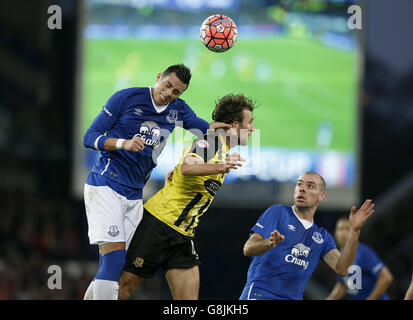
360,245,385,276
321,231,337,259
250,206,279,239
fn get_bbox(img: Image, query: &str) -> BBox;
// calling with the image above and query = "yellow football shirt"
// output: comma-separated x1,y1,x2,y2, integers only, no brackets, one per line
144,132,229,237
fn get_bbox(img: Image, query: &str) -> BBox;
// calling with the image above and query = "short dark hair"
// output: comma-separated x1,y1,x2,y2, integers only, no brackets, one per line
162,63,192,86
212,94,256,124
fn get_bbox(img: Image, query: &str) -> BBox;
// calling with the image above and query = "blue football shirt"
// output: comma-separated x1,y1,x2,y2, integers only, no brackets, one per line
240,205,337,300
83,87,209,199
337,243,389,300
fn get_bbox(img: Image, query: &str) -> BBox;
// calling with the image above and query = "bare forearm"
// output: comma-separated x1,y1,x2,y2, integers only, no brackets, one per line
367,279,389,300
104,137,144,152
367,269,393,300
244,231,284,256
181,163,225,176
336,229,360,275
243,237,271,256
104,138,123,151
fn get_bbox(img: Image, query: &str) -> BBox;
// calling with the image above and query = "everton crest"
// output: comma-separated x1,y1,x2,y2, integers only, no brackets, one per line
108,225,120,237
312,231,324,244
166,109,178,123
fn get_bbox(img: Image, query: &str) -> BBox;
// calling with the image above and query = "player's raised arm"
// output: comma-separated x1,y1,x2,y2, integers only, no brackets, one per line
324,199,375,276
243,231,284,257
83,91,124,151
181,152,245,176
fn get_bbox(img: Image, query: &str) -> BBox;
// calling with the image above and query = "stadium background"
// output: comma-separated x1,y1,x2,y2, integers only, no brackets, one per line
0,0,412,300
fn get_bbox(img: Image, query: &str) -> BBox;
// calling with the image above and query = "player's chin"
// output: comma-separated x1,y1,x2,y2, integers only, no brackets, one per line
294,200,308,208
156,93,169,105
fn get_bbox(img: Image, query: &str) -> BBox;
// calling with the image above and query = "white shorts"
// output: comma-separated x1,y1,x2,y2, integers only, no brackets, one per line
84,183,143,250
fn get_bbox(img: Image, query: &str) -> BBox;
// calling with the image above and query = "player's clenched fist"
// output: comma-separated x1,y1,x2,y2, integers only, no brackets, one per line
268,230,284,249
122,137,145,152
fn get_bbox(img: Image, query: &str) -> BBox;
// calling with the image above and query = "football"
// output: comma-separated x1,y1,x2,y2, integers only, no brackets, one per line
200,14,238,53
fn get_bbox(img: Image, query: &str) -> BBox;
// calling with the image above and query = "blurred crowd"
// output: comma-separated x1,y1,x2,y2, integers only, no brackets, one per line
0,188,88,299
0,188,170,300
362,191,413,299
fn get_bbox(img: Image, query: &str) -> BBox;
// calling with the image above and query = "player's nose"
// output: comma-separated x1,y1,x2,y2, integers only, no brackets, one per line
166,88,173,97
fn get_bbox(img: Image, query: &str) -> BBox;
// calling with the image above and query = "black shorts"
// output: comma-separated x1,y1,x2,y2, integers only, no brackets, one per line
124,208,200,278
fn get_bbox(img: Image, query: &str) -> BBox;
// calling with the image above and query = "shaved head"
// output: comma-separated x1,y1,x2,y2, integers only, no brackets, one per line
299,171,326,191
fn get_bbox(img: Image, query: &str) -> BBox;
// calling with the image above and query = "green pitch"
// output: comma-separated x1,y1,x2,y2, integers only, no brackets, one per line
82,37,357,152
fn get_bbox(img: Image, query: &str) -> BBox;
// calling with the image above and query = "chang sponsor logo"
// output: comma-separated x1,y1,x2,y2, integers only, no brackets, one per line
285,243,310,269
135,121,161,148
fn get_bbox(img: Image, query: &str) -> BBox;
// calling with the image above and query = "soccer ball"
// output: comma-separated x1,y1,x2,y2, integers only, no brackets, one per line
200,14,238,53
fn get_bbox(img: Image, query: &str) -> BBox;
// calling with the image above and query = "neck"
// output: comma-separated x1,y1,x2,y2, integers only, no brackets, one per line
293,205,316,223
225,135,239,149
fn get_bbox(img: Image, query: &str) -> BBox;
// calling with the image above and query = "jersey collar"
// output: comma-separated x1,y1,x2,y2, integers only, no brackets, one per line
291,206,314,229
149,87,169,113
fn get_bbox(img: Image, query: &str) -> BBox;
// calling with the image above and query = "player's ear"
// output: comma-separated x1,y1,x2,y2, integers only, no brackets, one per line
225,122,238,136
156,73,163,82
319,191,326,202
